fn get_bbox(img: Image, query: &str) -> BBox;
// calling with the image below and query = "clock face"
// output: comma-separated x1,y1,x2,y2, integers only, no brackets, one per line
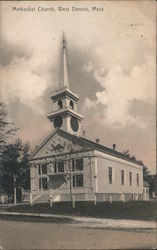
54,116,63,128
70,117,79,132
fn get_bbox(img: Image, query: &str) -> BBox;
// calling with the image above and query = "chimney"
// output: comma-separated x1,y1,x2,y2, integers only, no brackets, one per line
96,139,100,143
113,144,116,150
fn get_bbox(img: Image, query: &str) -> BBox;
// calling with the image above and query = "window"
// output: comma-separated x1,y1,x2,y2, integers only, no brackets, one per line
121,170,124,185
76,159,83,171
146,189,149,194
54,161,64,173
58,100,62,109
42,178,48,190
108,167,112,184
38,165,41,175
54,162,57,173
42,164,47,175
39,178,48,190
136,173,139,186
73,174,83,187
72,158,83,172
73,175,75,187
58,161,64,173
129,172,132,185
72,159,75,172
70,100,74,110
39,178,41,189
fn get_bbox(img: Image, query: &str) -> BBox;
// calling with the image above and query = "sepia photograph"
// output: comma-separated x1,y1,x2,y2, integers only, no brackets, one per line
0,0,156,249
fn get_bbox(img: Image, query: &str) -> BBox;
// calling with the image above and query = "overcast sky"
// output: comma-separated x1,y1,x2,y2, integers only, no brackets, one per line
0,1,156,173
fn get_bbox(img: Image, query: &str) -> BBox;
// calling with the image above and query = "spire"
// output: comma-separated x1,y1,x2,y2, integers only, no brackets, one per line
60,33,69,89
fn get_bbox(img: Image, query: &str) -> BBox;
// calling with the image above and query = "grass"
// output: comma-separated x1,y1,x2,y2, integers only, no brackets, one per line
0,214,73,224
6,200,157,221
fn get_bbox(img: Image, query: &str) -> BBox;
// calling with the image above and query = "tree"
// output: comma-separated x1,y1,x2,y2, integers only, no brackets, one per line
1,139,31,200
48,135,86,207
122,149,150,180
143,165,150,181
0,102,17,154
63,136,85,207
149,174,157,196
136,158,156,197
122,149,137,161
122,150,149,181
144,174,157,198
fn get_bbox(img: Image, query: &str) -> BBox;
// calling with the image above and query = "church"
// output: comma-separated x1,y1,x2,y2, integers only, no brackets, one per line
29,37,144,203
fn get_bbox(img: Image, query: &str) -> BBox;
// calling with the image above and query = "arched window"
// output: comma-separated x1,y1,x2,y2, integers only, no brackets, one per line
58,100,62,109
70,100,74,110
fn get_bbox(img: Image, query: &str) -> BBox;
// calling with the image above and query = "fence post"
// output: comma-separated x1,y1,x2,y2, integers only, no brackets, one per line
30,192,33,207
50,197,53,207
72,195,75,208
94,194,97,205
14,186,16,206
120,193,124,202
110,195,112,204
123,194,125,203
50,189,53,207
103,195,105,202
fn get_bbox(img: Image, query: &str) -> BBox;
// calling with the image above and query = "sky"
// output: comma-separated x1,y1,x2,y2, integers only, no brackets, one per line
0,1,156,173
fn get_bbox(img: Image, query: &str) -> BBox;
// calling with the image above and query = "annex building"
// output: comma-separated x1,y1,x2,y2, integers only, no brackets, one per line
29,38,144,203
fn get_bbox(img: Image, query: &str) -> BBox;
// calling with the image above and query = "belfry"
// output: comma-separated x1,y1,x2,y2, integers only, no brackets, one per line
47,36,83,135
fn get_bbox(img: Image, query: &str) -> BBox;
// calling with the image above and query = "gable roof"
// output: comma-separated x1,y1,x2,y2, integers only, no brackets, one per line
29,128,143,166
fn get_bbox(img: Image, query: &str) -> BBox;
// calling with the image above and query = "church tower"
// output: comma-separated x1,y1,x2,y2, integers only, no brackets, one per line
47,35,83,135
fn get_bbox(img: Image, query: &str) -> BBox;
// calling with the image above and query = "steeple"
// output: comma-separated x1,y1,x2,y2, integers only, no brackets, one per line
47,35,84,135
60,33,69,89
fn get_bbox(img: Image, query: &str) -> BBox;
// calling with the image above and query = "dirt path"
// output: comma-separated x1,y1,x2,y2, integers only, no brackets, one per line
0,219,156,249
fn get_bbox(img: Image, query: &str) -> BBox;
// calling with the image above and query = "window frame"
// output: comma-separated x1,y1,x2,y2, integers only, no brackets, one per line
38,165,41,175
108,167,113,184
42,177,48,190
54,160,65,173
121,170,125,185
58,160,64,173
39,178,48,190
129,171,132,186
136,173,139,186
72,158,83,172
41,164,47,175
73,174,84,188
39,178,41,189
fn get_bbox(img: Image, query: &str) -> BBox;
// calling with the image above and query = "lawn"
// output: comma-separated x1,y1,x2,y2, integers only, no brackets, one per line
7,200,157,221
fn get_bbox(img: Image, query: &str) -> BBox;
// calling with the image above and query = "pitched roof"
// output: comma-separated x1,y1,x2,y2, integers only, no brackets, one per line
58,129,142,166
30,128,143,166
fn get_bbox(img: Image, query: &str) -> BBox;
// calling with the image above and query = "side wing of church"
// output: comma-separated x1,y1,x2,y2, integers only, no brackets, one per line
29,36,144,203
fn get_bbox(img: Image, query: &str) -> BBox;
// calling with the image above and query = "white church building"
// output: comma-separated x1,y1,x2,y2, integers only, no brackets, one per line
29,37,144,203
